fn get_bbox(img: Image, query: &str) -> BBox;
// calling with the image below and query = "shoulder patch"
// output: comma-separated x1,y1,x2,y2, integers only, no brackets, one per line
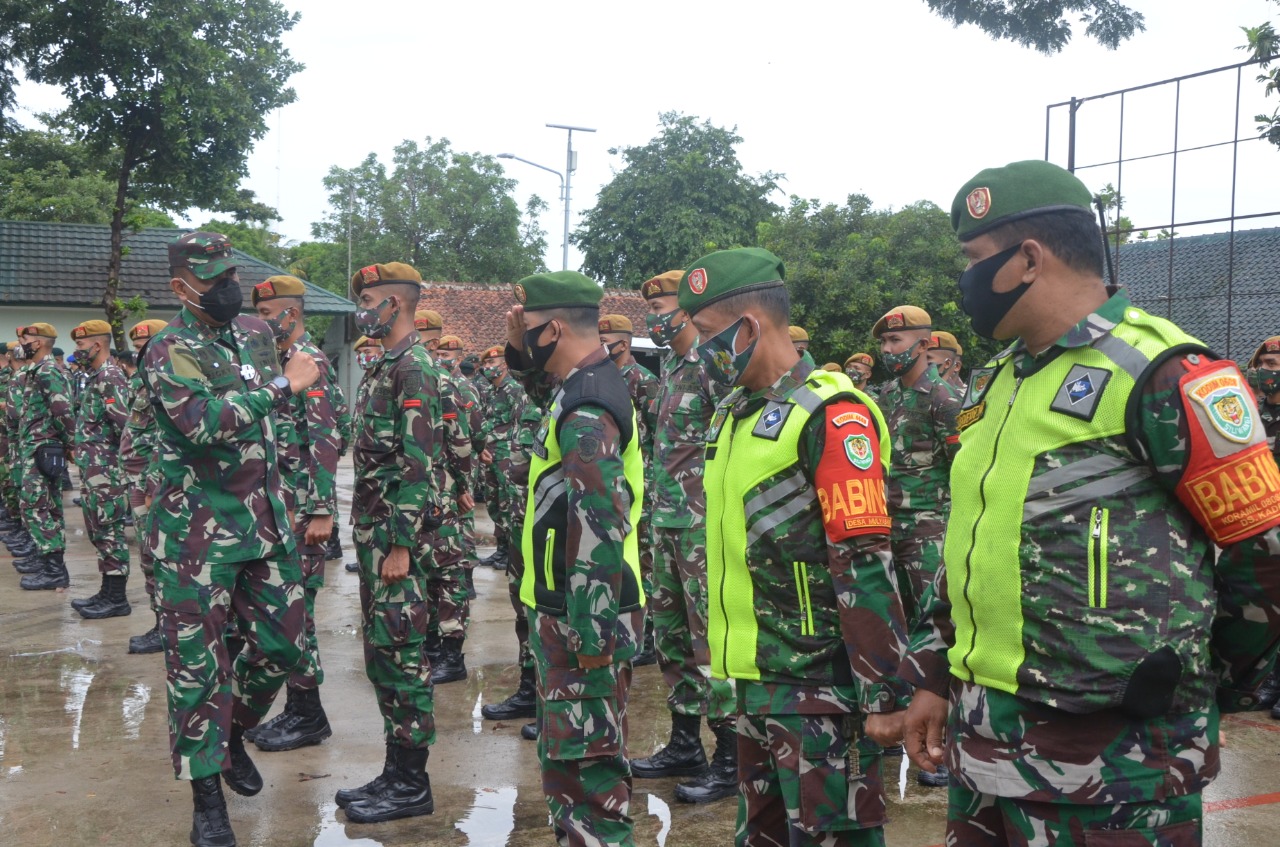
967,367,996,405
751,400,793,440
1186,369,1256,446
815,400,890,542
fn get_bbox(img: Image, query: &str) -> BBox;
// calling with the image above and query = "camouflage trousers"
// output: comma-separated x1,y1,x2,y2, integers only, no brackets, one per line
0,436,18,517
487,460,514,549
132,491,158,610
356,523,435,749
506,520,534,671
736,707,887,847
651,525,735,720
418,521,469,642
18,455,64,554
530,607,640,847
890,510,946,622
288,522,326,691
947,783,1202,846
78,468,130,577
155,554,306,780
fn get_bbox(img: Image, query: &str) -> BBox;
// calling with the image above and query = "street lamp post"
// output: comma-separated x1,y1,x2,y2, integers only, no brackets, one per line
545,124,596,273
497,153,566,269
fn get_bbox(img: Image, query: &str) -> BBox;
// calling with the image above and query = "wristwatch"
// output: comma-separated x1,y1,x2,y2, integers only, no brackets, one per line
271,374,293,401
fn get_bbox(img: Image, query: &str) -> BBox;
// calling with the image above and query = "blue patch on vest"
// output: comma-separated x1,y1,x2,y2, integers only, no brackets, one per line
1067,373,1095,405
751,401,793,440
1050,364,1111,422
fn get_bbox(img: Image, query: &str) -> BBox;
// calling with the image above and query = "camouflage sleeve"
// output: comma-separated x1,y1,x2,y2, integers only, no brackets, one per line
898,566,955,698
331,378,352,455
933,382,962,464
441,387,473,495
300,360,343,516
104,372,130,443
559,405,631,658
1137,355,1280,709
804,403,911,712
43,366,74,449
388,357,436,547
145,338,285,445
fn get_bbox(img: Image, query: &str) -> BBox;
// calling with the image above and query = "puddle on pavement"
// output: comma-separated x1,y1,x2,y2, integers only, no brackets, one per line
455,786,517,846
646,791,671,847
59,664,95,750
312,801,386,846
471,693,484,735
121,682,151,740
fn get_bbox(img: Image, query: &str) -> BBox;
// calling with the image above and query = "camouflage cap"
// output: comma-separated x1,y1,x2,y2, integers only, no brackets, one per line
353,335,381,350
929,330,962,355
129,319,170,341
598,314,633,334
1249,335,1280,368
951,159,1094,242
512,270,603,312
351,262,423,296
872,305,932,339
844,352,875,369
21,322,57,339
821,362,841,372
678,248,786,316
414,309,444,332
481,344,505,360
169,232,236,280
437,335,464,352
251,275,306,305
789,326,810,342
71,319,113,340
641,270,684,300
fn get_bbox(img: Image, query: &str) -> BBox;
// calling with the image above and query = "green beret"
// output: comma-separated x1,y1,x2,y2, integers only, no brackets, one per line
951,160,1094,242
677,247,785,316
512,270,602,312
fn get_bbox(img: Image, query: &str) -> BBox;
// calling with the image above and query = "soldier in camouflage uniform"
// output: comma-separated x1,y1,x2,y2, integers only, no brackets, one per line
121,319,171,654
1244,335,1280,716
506,270,646,847
680,248,908,847
789,325,815,368
0,343,19,533
335,262,440,824
926,330,968,393
627,271,740,804
843,352,875,396
249,276,350,752
414,321,477,686
67,320,132,618
143,232,318,847
345,335,384,574
479,343,544,724
13,322,75,591
872,306,961,627
2,331,39,562
901,160,1280,846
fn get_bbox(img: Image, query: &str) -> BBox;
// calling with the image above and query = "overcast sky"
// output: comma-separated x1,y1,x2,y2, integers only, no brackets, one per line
11,0,1280,275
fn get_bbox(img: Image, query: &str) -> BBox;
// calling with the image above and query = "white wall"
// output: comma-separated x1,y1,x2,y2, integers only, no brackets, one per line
0,306,180,352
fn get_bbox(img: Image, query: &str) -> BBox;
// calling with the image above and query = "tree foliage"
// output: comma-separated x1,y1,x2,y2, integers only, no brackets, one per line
1240,3,1280,149
1,0,302,348
573,112,782,285
312,138,548,285
923,1,1145,54
759,196,1001,376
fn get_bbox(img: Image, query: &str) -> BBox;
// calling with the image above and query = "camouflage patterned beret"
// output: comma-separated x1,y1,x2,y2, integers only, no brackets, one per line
169,232,236,280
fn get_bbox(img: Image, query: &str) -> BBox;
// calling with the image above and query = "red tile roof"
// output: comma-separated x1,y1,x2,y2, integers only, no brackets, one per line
417,281,648,354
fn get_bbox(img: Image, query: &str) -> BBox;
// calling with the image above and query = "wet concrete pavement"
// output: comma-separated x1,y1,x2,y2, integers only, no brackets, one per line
3,470,1280,845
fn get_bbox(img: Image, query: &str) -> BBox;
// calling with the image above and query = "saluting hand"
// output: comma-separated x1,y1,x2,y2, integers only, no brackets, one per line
506,306,528,352
284,351,320,394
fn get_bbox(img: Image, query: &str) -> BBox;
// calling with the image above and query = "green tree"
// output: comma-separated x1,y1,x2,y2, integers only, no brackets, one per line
759,196,999,375
312,138,548,284
573,112,782,285
923,0,1145,53
1240,3,1280,148
1,0,302,349
1094,183,1134,247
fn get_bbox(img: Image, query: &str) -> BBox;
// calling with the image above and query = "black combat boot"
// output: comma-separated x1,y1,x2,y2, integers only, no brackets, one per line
336,741,396,809
343,746,434,823
253,687,332,752
5,532,36,557
481,665,537,720
632,615,657,667
477,548,500,568
520,721,538,741
20,550,69,590
0,514,20,533
222,726,263,797
190,774,237,847
485,547,509,571
323,526,343,561
675,720,738,803
430,639,467,684
245,686,297,743
71,574,108,611
917,764,950,788
1256,670,1280,710
129,611,164,654
79,575,131,619
14,552,44,574
344,560,359,573
630,713,708,778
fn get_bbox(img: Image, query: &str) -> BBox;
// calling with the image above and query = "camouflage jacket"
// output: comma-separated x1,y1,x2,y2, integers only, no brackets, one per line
17,356,73,458
0,365,11,448
142,309,295,566
4,363,23,464
618,357,658,458
479,373,526,461
277,332,347,517
352,331,441,547
1258,398,1280,460
901,291,1280,803
73,360,129,479
706,359,908,715
649,348,729,529
121,367,160,513
876,364,961,519
427,356,474,506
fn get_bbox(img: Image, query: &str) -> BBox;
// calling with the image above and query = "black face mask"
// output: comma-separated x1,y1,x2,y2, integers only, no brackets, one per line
183,276,244,324
605,340,626,362
524,321,558,371
265,308,296,343
957,242,1028,340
